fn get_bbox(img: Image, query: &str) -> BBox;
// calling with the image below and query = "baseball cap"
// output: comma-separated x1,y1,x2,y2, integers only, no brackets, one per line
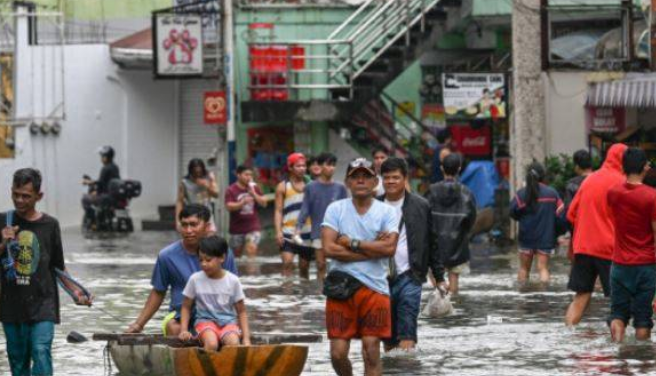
287,152,306,167
346,158,376,177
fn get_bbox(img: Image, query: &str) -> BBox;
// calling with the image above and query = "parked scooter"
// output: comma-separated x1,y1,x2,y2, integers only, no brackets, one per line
82,175,142,233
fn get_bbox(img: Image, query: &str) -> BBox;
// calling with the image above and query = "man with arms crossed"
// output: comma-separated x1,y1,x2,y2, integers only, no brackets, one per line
322,158,399,376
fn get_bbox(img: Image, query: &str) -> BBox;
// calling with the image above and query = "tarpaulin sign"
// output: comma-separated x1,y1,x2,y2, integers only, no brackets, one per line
204,91,227,125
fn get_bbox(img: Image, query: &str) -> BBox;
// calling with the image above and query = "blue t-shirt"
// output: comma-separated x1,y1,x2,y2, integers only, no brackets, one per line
297,181,348,240
322,199,399,295
151,240,238,314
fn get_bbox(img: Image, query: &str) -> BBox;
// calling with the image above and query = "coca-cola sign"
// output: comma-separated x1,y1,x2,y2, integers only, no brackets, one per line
450,125,491,157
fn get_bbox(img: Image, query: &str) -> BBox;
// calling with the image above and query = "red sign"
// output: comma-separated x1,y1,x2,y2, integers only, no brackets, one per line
449,125,492,157
204,91,227,125
585,107,625,133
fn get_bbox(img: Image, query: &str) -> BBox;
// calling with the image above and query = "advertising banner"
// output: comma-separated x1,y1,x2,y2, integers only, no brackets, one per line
155,14,204,77
204,91,227,125
442,73,506,119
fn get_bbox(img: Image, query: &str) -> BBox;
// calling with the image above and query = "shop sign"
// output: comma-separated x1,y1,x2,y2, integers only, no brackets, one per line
204,91,227,125
421,104,446,130
450,125,492,157
585,107,626,133
442,73,506,119
154,14,204,77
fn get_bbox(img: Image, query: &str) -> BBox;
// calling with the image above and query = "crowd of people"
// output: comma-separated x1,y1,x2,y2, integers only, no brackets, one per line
2,141,656,376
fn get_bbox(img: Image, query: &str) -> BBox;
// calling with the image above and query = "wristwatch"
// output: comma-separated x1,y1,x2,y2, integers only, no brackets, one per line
350,239,361,253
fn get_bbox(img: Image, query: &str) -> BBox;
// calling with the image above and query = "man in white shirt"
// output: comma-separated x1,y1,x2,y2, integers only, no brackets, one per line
379,157,447,352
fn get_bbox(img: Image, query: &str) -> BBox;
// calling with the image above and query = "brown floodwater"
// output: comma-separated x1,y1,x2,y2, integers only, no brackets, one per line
1,229,654,376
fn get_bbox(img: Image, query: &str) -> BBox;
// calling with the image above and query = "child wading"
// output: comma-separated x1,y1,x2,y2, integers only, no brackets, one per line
607,147,656,342
179,236,251,351
510,162,564,283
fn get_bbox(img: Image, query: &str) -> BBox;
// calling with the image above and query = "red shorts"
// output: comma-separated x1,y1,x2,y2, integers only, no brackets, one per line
195,322,241,342
325,285,391,340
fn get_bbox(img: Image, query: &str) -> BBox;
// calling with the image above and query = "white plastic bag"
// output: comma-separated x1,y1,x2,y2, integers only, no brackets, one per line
422,290,453,318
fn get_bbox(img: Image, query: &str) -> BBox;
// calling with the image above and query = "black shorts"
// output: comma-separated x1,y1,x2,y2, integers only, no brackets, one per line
567,253,611,296
280,239,315,261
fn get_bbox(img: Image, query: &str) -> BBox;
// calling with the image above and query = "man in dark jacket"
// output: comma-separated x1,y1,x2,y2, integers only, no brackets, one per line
379,157,446,352
426,153,477,295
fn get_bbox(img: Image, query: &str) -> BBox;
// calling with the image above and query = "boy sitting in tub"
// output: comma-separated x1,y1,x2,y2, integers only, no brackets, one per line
179,236,251,351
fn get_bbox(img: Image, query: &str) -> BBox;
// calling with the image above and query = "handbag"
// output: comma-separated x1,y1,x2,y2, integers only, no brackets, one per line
323,270,363,300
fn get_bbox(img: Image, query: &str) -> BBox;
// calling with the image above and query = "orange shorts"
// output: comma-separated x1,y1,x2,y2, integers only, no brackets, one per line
325,285,391,340
195,322,241,343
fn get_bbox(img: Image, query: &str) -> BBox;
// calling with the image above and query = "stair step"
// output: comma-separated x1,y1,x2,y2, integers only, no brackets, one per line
158,205,176,221
372,45,407,57
142,220,176,232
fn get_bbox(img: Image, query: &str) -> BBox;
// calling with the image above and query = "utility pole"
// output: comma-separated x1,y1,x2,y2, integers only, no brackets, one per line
510,0,547,188
222,0,236,236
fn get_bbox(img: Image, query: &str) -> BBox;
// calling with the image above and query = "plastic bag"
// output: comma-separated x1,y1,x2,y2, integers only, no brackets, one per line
422,290,453,318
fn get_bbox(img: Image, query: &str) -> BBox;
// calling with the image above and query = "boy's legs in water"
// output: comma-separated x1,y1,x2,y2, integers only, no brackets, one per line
518,252,533,283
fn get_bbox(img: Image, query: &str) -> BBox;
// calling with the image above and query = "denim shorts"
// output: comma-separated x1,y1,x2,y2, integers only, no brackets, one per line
609,263,656,329
385,271,422,345
3,321,55,376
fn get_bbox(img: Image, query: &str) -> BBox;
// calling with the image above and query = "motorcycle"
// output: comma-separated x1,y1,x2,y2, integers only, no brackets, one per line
82,176,142,233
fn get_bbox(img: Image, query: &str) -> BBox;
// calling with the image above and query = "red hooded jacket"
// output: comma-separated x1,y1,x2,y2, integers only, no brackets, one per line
567,143,627,260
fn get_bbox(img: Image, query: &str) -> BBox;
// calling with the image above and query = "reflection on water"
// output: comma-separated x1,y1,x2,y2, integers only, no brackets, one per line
1,230,655,375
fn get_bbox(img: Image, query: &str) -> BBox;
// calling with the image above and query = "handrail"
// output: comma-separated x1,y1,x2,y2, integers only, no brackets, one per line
327,0,378,40
380,91,432,135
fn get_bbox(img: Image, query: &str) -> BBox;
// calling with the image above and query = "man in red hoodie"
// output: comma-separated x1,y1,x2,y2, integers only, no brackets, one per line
565,143,627,326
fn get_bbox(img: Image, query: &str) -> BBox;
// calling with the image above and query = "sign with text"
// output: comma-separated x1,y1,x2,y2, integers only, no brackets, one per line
585,107,626,133
204,91,227,125
155,14,204,77
442,73,506,119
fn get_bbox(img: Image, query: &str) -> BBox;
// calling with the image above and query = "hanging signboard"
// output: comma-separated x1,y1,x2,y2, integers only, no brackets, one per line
442,73,506,119
154,13,204,77
204,91,227,125
585,107,626,134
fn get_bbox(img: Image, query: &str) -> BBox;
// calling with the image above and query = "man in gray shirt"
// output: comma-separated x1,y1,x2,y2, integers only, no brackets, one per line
296,153,348,278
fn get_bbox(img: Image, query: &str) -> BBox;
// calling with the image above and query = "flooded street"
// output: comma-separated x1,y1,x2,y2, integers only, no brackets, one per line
2,230,655,376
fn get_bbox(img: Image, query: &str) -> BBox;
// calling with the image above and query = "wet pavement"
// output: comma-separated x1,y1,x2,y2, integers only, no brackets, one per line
1,229,655,376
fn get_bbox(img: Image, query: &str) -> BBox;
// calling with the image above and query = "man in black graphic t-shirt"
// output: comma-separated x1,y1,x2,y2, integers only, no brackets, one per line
1,168,91,376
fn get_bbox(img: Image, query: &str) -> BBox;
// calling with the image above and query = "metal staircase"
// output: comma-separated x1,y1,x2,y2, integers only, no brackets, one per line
243,0,461,177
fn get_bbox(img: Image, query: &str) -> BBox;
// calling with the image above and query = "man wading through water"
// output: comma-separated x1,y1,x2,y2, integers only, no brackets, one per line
379,157,447,352
126,204,237,335
322,158,399,376
1,168,92,376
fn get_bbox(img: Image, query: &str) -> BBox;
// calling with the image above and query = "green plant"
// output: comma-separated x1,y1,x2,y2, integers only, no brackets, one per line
544,154,576,196
544,153,601,196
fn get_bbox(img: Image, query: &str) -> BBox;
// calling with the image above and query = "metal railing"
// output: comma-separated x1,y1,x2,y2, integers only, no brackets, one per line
247,39,354,100
248,0,442,100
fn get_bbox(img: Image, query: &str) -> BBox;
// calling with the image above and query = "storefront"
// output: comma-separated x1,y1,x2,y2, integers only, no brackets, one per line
586,73,656,160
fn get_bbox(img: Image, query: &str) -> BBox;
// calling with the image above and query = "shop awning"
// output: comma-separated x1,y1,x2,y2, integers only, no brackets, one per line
587,74,656,108
109,28,153,70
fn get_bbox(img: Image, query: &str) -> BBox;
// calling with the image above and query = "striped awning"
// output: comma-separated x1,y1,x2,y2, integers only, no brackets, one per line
587,74,656,108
